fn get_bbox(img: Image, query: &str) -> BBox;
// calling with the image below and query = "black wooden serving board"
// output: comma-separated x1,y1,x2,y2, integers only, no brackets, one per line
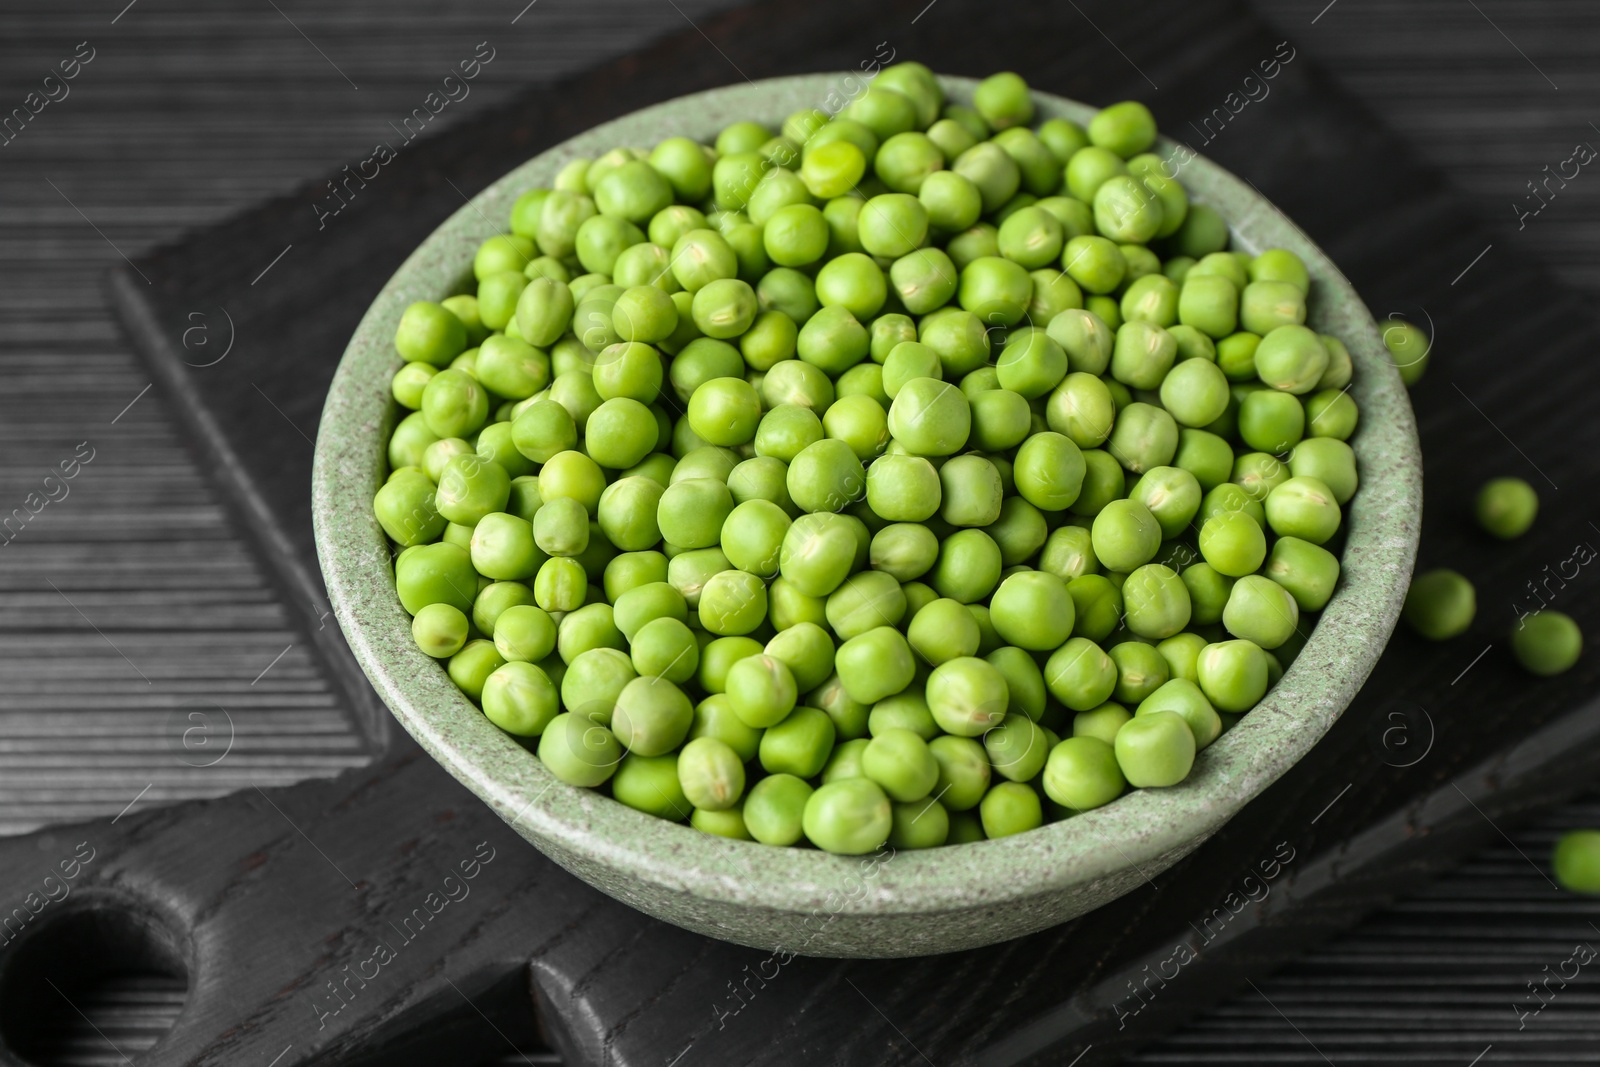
0,0,1590,1064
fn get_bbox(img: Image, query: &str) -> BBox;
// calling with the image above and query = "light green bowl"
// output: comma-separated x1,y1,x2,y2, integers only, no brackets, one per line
313,74,1421,958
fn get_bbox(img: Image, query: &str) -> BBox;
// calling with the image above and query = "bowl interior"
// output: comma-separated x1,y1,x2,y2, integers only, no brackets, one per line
313,74,1420,929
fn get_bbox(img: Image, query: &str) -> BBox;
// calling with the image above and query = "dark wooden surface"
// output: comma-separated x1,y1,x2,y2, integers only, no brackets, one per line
2,0,1600,1064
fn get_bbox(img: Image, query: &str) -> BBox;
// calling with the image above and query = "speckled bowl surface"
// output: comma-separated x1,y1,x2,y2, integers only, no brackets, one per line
313,74,1421,958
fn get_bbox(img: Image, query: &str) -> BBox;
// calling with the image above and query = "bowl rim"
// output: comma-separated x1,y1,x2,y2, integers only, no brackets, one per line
313,73,1421,919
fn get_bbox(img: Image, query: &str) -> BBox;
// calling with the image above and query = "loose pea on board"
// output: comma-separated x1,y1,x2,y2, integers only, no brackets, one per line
374,67,1374,854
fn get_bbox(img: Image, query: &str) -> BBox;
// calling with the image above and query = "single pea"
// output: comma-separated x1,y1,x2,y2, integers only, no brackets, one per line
1072,702,1130,746
1093,175,1163,244
692,635,759,695
787,438,866,514
1091,498,1161,572
989,570,1075,651
1040,525,1100,582
1064,146,1128,203
835,626,916,705
531,556,584,614
1107,402,1179,474
481,660,561,738
656,477,734,551
981,646,1045,724
1113,709,1196,788
1265,475,1341,545
412,602,469,659
610,752,692,820
1159,357,1230,429
954,142,1023,213
374,469,446,547
800,139,866,199
1047,308,1115,376
981,714,1047,784
918,735,989,812
447,640,506,703
1382,317,1431,386
472,580,538,638
979,781,1043,839
919,169,984,233
491,604,557,665
760,705,836,779
556,602,626,666
814,253,888,321
1476,477,1539,539
1013,431,1087,512
1042,735,1125,811
779,512,858,598
1239,280,1306,337
743,773,814,846
887,377,971,457
1128,466,1202,540
537,712,622,787
1553,829,1600,893
1304,388,1359,442
1063,575,1120,643
803,778,892,855
698,568,768,636
763,621,835,694
1123,564,1193,640
930,528,1004,604
395,301,469,367
824,570,907,642
395,541,477,616
629,617,698,683
1196,639,1270,713
889,798,951,850
937,454,1003,527
1512,610,1583,676
1402,568,1476,640
859,727,940,803
610,675,694,757
1231,451,1289,504
1264,536,1341,612
1223,574,1301,650
1288,437,1358,505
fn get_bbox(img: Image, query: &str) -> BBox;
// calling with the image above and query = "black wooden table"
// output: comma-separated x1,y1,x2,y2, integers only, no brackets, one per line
2,1,1599,1064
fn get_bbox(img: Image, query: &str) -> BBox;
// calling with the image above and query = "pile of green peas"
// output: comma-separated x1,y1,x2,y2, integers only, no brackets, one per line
373,66,1367,855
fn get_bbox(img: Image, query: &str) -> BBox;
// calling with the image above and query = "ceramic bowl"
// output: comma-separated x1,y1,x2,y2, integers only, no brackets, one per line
313,74,1421,958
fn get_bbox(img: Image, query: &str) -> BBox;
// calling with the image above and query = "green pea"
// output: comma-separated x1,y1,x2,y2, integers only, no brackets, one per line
1476,477,1539,539
803,778,892,854
412,602,469,659
1264,536,1340,612
1045,637,1118,711
1107,402,1178,474
1552,829,1600,894
1265,475,1341,544
395,542,476,616
1253,325,1328,395
1304,389,1359,442
985,570,1073,651
957,256,1033,328
1196,639,1270,713
1239,280,1306,336
1122,564,1193,640
1383,317,1431,386
1092,175,1162,244
447,639,506,703
1064,145,1128,203
1042,736,1125,811
925,656,1009,736
919,169,983,231
743,773,814,846
954,141,1022,213
1113,709,1195,788
761,357,835,412
1071,702,1130,746
1402,568,1476,641
1181,562,1236,626
931,528,1004,604
1512,610,1582,676
1175,428,1237,491
979,780,1043,838
532,557,584,612
918,308,991,377
835,626,916,705
537,712,622,787
481,660,560,738
556,602,626,665
697,568,768,636
374,469,446,547
815,253,888,321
